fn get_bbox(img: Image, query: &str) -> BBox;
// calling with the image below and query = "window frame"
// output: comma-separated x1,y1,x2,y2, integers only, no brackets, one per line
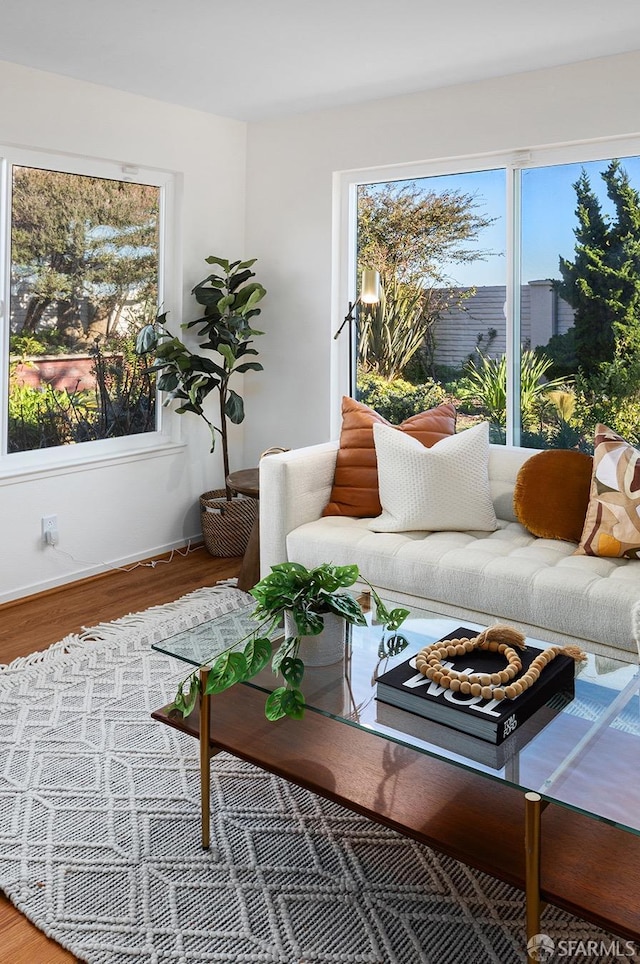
334,133,640,444
0,146,181,480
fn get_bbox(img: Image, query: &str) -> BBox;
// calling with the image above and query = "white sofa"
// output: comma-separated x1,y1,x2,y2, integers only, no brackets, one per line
260,441,640,664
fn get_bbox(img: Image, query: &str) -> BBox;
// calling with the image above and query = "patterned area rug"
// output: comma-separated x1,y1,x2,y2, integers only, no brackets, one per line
0,586,627,963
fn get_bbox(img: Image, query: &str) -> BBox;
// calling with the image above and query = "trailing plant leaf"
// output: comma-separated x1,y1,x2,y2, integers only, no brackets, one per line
385,608,411,631
170,675,200,718
247,562,409,721
326,592,368,624
280,688,306,720
204,650,248,694
280,656,305,687
243,636,272,676
265,686,305,721
264,687,290,721
272,638,297,675
330,564,360,587
373,597,411,631
270,561,306,575
290,608,325,636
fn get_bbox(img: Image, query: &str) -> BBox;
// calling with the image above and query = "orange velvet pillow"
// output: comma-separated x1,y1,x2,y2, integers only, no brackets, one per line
323,397,457,518
513,449,593,543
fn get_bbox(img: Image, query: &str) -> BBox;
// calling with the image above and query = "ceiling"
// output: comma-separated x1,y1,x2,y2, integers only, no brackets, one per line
2,0,640,122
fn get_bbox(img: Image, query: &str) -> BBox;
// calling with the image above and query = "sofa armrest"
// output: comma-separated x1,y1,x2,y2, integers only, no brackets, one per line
259,441,339,576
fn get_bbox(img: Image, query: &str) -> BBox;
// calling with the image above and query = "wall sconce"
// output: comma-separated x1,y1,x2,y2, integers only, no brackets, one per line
333,269,381,397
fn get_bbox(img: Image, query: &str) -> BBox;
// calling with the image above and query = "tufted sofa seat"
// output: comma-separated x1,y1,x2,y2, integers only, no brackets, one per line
259,440,640,664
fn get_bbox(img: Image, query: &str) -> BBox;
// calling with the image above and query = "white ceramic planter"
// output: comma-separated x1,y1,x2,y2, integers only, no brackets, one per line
284,611,346,666
303,661,349,715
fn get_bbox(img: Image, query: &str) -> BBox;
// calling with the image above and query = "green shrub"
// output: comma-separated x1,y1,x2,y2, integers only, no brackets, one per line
9,334,48,357
356,371,446,422
456,350,567,429
572,361,640,449
8,382,83,451
8,332,156,452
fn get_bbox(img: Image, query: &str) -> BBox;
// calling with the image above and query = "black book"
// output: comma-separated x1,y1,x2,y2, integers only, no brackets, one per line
375,626,576,745
375,693,571,769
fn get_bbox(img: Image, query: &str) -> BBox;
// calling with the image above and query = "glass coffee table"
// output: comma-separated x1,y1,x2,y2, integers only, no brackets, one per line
151,595,640,955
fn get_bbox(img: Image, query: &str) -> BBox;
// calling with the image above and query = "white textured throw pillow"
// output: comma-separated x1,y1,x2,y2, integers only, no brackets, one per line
368,421,497,532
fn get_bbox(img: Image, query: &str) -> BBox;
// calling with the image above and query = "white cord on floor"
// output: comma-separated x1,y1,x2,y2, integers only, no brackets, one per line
51,540,203,573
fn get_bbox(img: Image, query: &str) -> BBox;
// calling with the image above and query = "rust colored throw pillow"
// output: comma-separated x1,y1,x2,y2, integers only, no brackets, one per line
513,448,593,543
576,424,640,558
323,397,457,518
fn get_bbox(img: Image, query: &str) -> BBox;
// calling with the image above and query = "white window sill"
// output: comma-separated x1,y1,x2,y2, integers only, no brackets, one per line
0,433,187,485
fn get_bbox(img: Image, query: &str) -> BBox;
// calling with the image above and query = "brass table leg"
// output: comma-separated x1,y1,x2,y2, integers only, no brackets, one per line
525,791,544,961
199,666,211,850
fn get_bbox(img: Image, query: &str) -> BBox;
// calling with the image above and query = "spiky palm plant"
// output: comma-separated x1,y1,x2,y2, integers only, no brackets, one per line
458,350,568,427
358,276,432,381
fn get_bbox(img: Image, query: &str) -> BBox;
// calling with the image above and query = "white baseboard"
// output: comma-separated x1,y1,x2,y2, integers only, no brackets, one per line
0,533,204,606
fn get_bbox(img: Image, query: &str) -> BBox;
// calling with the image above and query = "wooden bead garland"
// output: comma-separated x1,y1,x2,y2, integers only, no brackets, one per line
414,623,587,701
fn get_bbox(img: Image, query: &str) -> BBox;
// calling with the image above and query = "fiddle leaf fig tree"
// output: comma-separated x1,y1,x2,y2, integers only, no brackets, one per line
136,256,266,496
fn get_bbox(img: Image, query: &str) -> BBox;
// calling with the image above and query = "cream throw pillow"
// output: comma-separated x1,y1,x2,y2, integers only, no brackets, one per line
368,421,497,532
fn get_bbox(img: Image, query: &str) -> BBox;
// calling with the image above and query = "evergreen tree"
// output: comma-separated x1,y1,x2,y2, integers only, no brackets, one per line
557,160,640,377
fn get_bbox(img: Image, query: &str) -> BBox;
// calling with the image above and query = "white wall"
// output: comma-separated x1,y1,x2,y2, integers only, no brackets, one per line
243,50,640,460
5,49,640,603
0,60,247,603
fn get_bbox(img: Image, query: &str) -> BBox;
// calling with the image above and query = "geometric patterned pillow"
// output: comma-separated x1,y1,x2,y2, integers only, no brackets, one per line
575,424,640,558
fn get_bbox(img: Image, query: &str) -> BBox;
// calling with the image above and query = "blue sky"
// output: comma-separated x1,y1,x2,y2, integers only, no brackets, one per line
395,155,640,288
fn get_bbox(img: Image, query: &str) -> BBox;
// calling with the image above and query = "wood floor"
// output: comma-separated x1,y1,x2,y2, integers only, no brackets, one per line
0,546,239,964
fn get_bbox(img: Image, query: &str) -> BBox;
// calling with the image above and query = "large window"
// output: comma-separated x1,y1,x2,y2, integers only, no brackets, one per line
346,137,640,452
0,149,174,465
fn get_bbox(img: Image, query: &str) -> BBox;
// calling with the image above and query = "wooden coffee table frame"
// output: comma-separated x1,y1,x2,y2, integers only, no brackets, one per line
152,670,640,958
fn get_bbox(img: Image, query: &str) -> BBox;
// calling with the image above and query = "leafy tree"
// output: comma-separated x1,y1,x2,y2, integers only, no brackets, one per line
11,167,159,349
556,160,640,377
356,181,495,380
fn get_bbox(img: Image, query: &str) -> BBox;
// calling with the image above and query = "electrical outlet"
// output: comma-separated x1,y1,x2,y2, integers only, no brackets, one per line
41,514,59,546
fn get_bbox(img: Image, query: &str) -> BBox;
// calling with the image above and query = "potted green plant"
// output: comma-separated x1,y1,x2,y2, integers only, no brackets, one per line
136,255,266,555
170,562,409,722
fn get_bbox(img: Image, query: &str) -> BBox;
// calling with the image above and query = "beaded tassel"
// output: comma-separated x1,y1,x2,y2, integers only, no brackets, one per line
415,625,587,701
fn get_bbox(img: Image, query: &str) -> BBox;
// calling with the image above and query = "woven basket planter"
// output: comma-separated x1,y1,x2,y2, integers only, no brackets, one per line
199,488,258,558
